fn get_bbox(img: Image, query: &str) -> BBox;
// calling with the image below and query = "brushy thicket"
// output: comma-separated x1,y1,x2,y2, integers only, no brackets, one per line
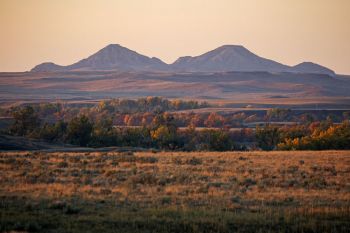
2,97,350,151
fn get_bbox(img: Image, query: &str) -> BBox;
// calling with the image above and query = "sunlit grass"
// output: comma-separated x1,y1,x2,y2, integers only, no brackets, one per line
1,150,349,232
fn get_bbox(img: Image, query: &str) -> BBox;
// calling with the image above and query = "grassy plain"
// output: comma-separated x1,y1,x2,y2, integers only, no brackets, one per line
1,71,350,108
1,151,350,232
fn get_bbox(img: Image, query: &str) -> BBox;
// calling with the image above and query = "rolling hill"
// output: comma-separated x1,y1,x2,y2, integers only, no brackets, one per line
171,45,289,73
1,70,350,108
1,43,347,106
31,44,168,72
31,44,335,75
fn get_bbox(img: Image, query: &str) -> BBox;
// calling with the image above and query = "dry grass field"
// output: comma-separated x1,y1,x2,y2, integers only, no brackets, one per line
1,72,350,108
1,150,350,232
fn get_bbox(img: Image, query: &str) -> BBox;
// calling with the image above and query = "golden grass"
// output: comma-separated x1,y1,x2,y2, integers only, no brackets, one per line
1,150,350,232
1,150,349,208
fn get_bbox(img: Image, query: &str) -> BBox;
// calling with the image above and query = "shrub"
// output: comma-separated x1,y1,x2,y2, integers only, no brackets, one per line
256,124,280,150
66,115,93,146
10,106,40,136
185,157,202,165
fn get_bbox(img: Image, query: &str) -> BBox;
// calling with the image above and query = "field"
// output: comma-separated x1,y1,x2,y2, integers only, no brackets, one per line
1,150,350,232
1,71,350,109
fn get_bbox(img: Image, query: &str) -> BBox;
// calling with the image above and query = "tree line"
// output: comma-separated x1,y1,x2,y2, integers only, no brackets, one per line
4,104,350,151
2,100,349,130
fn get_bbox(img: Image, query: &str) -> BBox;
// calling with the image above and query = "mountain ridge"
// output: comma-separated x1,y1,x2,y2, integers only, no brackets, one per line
170,45,290,73
31,44,335,76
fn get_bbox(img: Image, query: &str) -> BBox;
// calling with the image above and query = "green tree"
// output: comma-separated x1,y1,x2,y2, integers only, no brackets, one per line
256,124,280,150
199,129,233,151
66,115,93,146
10,106,40,136
121,127,152,148
91,118,118,147
38,120,67,142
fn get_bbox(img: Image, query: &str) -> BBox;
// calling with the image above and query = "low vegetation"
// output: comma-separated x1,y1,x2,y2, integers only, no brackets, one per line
0,151,349,232
1,98,349,150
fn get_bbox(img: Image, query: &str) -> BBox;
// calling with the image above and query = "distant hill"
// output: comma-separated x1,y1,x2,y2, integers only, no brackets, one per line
171,45,289,73
31,44,168,72
31,44,335,75
171,45,335,76
289,62,335,76
31,62,65,72
3,70,349,104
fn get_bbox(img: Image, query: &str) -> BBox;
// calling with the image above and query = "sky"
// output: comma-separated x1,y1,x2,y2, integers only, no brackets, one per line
0,0,349,74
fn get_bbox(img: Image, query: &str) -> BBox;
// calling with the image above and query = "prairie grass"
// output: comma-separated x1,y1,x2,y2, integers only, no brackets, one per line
0,151,350,232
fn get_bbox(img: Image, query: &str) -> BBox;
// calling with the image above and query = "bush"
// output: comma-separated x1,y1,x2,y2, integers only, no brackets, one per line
10,106,40,136
277,121,350,150
66,115,93,146
256,124,280,150
195,129,233,151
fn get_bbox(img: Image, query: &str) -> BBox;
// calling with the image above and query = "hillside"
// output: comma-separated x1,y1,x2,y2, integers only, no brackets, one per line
1,71,349,107
171,45,288,73
3,44,346,106
32,44,168,72
31,44,335,75
289,62,335,75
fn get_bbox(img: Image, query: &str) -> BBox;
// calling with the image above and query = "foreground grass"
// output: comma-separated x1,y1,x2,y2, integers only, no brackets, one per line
1,151,350,232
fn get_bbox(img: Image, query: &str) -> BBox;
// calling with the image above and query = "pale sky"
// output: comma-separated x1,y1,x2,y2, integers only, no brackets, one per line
1,0,349,74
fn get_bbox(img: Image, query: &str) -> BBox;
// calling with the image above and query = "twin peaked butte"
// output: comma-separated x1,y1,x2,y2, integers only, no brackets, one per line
31,44,335,76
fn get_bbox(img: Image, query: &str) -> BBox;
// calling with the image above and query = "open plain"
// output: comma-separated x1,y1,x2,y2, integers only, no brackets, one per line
1,150,349,232
1,71,350,110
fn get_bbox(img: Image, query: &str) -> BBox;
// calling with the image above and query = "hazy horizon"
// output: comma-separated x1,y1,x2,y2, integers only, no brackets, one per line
1,0,350,74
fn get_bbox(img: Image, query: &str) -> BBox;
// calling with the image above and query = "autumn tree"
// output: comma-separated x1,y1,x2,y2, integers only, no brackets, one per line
189,114,203,127
204,113,225,128
278,120,350,150
150,112,179,149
